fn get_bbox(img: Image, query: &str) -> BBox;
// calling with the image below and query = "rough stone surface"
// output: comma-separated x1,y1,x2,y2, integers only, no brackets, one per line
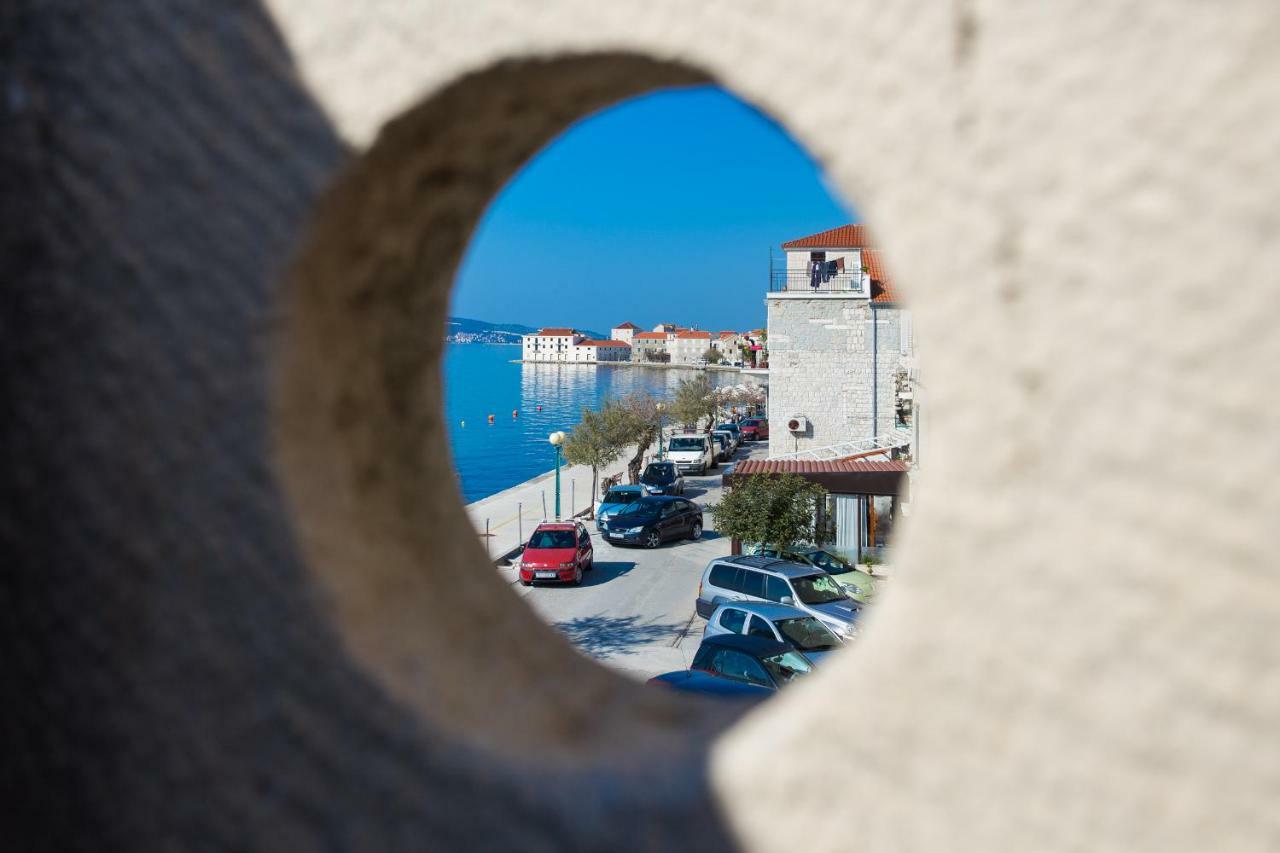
4,1,1279,851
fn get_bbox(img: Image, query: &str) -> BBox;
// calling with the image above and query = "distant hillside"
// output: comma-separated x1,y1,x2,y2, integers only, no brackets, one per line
445,316,606,344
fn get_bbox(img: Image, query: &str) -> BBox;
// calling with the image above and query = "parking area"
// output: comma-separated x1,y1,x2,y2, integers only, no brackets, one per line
499,439,772,680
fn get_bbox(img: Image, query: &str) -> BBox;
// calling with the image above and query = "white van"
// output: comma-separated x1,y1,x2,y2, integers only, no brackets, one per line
666,433,715,475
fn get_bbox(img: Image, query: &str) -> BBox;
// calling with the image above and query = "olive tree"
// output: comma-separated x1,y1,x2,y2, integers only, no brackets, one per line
561,403,631,514
670,375,717,432
708,473,832,554
613,392,662,485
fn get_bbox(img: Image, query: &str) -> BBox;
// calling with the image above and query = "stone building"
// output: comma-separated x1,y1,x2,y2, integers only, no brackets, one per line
766,225,913,454
572,339,631,363
669,329,713,364
631,331,668,362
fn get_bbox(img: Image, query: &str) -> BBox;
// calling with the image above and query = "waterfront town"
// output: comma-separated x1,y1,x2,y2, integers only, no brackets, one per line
471,223,921,690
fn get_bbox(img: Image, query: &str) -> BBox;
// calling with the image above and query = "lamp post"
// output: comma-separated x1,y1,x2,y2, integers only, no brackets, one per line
655,402,666,459
549,431,566,520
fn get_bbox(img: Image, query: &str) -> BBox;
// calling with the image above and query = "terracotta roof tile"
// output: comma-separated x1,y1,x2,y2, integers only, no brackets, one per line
535,327,578,336
675,330,712,339
863,249,900,303
612,322,640,330
781,223,875,250
633,331,666,340
733,459,909,475
718,331,738,338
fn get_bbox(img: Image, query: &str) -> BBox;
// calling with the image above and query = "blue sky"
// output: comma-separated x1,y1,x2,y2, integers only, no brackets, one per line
451,84,854,333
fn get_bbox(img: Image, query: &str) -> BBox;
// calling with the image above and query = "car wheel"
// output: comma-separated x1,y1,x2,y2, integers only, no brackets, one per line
689,522,703,540
572,567,582,586
520,580,531,587
642,530,661,549
584,558,594,572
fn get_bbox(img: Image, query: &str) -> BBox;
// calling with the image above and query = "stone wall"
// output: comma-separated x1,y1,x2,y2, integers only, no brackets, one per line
767,295,902,451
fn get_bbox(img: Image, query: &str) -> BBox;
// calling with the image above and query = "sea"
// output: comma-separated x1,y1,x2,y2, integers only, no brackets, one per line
445,344,756,503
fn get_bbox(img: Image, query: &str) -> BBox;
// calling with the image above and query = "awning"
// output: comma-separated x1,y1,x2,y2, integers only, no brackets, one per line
723,458,909,497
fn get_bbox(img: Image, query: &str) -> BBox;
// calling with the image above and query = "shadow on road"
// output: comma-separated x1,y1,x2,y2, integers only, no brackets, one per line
581,560,637,587
554,614,686,658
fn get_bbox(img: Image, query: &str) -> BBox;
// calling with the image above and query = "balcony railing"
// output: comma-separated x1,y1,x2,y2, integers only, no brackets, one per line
769,268,868,294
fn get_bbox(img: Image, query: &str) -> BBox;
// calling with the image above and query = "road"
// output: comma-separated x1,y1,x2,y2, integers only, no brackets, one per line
497,439,772,681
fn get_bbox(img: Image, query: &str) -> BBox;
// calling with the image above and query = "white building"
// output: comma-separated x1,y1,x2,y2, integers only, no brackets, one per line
766,224,914,452
669,329,712,364
573,339,631,363
609,321,640,345
711,331,742,361
521,327,583,362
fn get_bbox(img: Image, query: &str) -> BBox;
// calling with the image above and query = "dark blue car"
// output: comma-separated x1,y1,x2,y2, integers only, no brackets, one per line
599,496,702,548
647,634,813,701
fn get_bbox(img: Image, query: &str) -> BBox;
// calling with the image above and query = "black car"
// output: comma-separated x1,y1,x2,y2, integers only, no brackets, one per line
648,634,813,698
639,460,685,496
599,496,702,548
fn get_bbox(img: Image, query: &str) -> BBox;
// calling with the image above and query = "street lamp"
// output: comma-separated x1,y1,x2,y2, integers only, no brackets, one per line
655,402,666,459
549,431,566,520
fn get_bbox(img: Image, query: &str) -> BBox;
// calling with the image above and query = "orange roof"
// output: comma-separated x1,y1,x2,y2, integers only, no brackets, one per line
580,339,629,347
781,223,875,250
718,331,738,338
536,327,578,336
676,330,712,339
733,459,909,475
633,331,666,340
612,321,640,330
863,249,900,303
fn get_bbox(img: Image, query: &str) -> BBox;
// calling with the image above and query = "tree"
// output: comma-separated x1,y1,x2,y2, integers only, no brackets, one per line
670,375,717,431
709,473,832,554
701,347,722,365
561,403,630,514
612,392,662,485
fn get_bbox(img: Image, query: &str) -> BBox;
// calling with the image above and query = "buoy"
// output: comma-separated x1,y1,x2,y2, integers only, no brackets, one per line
460,420,465,428
512,409,519,418
536,405,542,412
487,414,495,424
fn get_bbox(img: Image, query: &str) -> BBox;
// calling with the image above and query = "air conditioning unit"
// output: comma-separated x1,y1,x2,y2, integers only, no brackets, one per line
787,415,808,432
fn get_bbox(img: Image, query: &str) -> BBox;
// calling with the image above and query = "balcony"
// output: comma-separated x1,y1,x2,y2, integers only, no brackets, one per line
769,268,868,295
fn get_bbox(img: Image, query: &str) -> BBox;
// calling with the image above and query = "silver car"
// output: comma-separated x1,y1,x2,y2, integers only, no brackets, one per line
704,601,844,663
695,555,861,639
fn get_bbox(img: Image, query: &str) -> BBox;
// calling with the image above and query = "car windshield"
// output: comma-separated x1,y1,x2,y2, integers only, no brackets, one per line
790,573,848,605
760,650,813,684
717,424,738,433
527,529,576,549
668,437,705,451
602,490,640,505
643,464,676,483
801,550,850,572
616,499,661,517
775,617,840,651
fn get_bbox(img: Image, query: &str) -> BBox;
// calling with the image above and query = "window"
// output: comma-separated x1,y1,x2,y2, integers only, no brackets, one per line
660,503,679,519
790,573,847,605
739,570,765,599
719,608,747,633
764,575,791,603
708,565,736,590
528,529,576,549
747,615,775,640
775,617,840,651
578,529,590,547
711,649,771,687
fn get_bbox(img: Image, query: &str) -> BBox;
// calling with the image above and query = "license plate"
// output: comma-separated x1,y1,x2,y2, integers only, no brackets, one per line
535,571,557,579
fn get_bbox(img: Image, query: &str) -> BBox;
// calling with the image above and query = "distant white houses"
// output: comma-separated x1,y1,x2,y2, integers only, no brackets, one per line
520,327,634,363
631,331,669,362
669,329,712,364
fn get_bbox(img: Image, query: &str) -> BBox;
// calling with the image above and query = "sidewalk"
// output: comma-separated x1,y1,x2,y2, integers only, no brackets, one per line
465,439,661,561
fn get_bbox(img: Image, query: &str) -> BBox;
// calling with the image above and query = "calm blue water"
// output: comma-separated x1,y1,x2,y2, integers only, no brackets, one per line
445,344,752,503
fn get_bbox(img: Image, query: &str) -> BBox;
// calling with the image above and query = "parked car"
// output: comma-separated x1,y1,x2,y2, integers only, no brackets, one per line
599,496,703,548
649,634,813,696
716,422,742,449
639,460,685,496
704,601,843,664
755,546,877,604
595,484,645,530
710,431,732,462
739,417,769,441
518,521,593,586
666,433,715,475
695,555,860,638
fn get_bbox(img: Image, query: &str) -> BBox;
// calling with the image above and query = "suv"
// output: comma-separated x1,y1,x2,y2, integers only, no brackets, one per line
666,433,715,475
739,418,769,441
695,555,860,638
518,521,593,586
754,546,877,604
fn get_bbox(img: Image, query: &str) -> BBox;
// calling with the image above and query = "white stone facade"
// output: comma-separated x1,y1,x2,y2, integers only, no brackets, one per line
669,332,713,364
766,294,909,453
573,340,631,363
520,329,582,362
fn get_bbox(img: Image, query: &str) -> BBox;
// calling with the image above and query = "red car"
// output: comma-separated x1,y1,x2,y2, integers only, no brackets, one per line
739,417,770,441
518,521,594,586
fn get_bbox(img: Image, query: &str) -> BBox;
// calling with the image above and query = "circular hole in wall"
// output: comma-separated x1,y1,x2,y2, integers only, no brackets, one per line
275,54,913,764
